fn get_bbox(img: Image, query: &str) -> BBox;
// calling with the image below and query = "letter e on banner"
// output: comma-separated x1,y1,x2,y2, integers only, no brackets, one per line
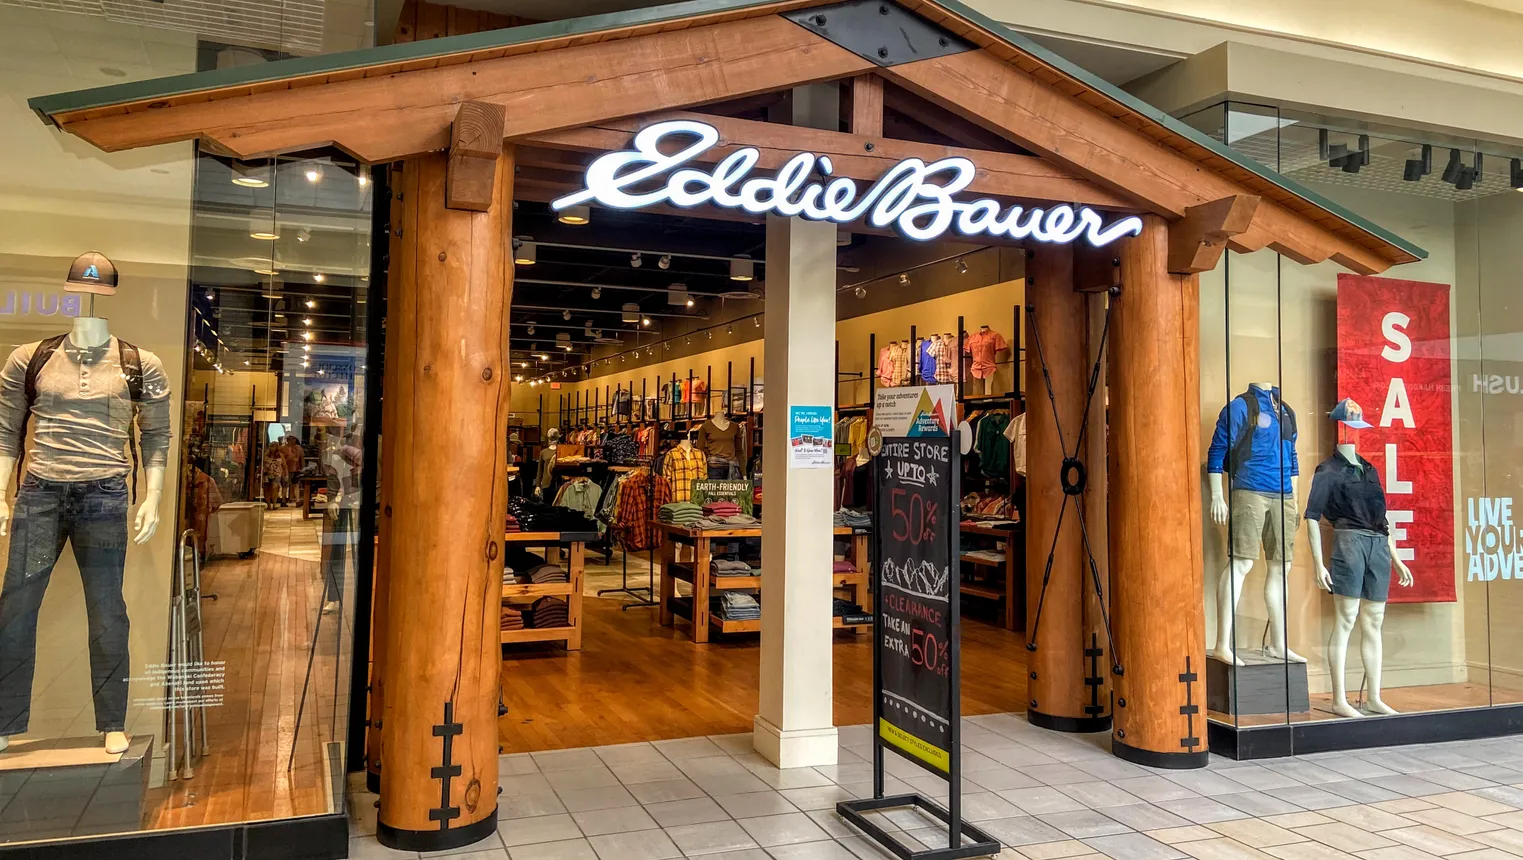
1337,274,1454,602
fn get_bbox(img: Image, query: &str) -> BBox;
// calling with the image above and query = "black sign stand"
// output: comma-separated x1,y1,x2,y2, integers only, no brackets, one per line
838,424,1000,860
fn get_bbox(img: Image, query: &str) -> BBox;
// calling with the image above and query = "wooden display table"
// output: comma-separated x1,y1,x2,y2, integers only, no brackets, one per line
501,530,595,651
297,475,329,520
960,521,1024,630
656,523,871,643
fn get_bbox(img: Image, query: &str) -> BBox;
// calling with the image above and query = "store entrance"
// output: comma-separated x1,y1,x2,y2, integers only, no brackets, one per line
495,197,1033,752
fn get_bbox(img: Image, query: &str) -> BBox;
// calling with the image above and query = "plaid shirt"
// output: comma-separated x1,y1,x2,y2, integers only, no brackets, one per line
613,470,672,550
661,445,708,502
933,335,957,383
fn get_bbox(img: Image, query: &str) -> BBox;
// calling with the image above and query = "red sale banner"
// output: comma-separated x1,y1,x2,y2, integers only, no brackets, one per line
1336,274,1454,603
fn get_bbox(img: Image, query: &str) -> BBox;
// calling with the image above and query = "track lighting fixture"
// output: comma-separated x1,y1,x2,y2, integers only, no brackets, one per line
249,210,279,240
898,273,910,286
729,255,754,282
854,285,868,299
685,337,692,345
726,325,733,335
526,324,536,334
313,273,325,283
641,316,651,327
231,160,270,188
1327,134,1369,174
1404,144,1433,182
955,258,968,274
296,227,312,243
306,299,316,309
658,255,672,270
591,287,602,299
686,297,694,308
513,239,538,265
621,303,639,324
558,205,591,225
1456,165,1476,191
630,253,643,268
1442,149,1463,184
304,164,323,184
706,330,713,339
562,309,572,321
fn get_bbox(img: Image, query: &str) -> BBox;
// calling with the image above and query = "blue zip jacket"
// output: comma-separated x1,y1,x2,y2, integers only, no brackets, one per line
1206,386,1299,494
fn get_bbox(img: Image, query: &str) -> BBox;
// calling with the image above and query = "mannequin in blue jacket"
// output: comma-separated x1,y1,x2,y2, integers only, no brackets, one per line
1206,382,1306,667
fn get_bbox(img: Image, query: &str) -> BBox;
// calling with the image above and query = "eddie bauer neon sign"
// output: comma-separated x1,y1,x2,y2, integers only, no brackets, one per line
551,120,1144,246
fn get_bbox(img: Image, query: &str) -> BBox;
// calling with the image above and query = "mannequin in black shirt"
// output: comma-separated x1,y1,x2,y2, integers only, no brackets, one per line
1305,418,1413,719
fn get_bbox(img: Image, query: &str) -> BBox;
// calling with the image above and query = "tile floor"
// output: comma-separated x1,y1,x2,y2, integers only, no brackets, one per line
346,714,1523,860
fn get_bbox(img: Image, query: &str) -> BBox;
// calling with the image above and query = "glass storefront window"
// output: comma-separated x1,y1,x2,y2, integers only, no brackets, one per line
0,0,374,847
1192,100,1523,732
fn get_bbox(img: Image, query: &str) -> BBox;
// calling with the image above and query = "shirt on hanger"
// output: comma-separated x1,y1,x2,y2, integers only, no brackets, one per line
877,345,896,388
933,335,957,384
964,328,1009,380
918,339,937,385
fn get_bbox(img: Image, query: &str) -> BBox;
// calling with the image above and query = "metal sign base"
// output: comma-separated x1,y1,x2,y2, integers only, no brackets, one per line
837,795,1000,860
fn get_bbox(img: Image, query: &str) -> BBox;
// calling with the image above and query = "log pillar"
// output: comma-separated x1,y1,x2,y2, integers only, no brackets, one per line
1108,215,1208,769
1024,244,1109,733
378,147,513,849
367,169,405,794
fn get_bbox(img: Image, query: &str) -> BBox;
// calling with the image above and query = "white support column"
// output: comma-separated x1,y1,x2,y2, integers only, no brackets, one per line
754,84,840,770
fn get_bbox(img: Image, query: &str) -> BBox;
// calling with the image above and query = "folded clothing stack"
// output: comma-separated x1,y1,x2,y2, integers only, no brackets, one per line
503,567,517,585
528,564,569,584
712,559,756,577
505,514,521,533
713,592,761,621
501,608,526,631
702,501,742,518
831,559,857,573
962,549,1006,564
508,497,598,533
528,597,570,629
834,509,872,529
832,598,872,626
658,502,704,526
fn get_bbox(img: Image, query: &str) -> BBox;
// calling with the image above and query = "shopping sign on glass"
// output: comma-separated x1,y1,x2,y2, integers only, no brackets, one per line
551,120,1145,246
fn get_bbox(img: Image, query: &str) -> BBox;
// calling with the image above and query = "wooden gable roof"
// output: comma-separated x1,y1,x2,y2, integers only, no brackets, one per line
27,0,1424,273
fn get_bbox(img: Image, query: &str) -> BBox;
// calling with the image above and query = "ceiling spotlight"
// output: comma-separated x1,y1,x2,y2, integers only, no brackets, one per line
641,316,651,327
520,361,530,368
304,163,323,183
305,299,316,309
706,330,713,339
1456,164,1476,192
303,318,313,326
527,324,536,334
558,205,591,225
357,169,369,187
302,360,310,368
302,345,311,353
854,285,867,299
231,160,269,188
658,255,672,270
313,273,325,283
1404,144,1433,182
685,337,692,345
205,289,215,300
295,227,312,243
621,303,639,324
1442,148,1464,184
302,331,314,342
753,317,761,328
730,255,754,282
514,374,524,383
514,240,538,266
591,287,602,299
726,325,733,335
898,273,910,286
536,352,550,361
630,253,643,268
955,258,969,274
686,298,694,308
249,211,279,240
562,309,572,321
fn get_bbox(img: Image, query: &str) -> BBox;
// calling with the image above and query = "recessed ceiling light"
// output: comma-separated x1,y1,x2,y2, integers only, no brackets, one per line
729,255,754,282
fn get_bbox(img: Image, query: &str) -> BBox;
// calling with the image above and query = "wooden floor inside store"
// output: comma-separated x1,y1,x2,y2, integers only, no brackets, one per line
498,583,1031,754
146,510,340,830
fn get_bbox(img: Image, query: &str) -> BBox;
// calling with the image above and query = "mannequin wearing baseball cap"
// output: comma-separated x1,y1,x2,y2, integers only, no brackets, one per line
1304,398,1413,718
0,252,172,755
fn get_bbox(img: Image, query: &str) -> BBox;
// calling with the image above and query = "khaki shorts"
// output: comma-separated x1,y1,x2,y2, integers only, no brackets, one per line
1230,489,1299,563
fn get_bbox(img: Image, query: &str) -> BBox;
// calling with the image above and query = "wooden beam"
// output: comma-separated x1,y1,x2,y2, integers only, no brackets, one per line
62,16,874,164
447,100,506,211
882,49,1394,275
1073,244,1121,293
521,110,1139,211
882,80,1023,154
1168,194,1259,275
850,74,883,138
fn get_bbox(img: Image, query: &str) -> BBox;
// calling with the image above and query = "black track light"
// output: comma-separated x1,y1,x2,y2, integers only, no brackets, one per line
1404,144,1433,182
1511,158,1523,190
1456,166,1476,192
1441,149,1463,184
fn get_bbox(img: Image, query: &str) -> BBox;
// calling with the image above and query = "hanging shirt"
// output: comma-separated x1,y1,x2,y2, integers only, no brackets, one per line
933,336,957,384
964,329,1008,380
1005,412,1027,477
877,345,896,388
918,339,937,386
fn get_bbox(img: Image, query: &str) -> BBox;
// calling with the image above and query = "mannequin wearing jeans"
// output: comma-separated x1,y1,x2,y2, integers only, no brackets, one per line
0,314,170,754
1305,399,1412,718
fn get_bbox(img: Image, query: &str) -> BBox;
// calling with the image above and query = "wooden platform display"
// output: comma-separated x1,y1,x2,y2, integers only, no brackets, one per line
960,521,1024,630
656,522,871,643
502,531,594,651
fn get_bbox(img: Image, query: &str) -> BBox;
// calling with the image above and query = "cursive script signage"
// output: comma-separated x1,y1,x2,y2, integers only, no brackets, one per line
551,120,1144,246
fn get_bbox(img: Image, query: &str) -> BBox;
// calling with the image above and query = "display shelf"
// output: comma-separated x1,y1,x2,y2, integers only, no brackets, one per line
499,532,588,651
657,523,871,643
959,521,1025,630
960,553,1007,568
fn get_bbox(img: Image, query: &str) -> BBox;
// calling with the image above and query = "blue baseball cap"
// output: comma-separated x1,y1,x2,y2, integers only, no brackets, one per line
1329,398,1373,429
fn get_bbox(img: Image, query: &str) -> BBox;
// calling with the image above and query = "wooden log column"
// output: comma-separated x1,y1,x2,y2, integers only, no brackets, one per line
1024,245,1109,733
367,168,406,794
1108,215,1208,769
378,147,513,849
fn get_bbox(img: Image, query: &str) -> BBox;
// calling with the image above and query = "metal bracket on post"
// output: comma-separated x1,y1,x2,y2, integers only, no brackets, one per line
782,0,975,67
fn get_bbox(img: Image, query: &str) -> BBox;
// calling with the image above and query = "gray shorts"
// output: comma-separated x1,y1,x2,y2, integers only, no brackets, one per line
1230,489,1299,563
1330,529,1391,602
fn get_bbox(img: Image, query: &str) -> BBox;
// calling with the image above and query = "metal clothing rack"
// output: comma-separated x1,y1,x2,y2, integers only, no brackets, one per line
166,529,213,780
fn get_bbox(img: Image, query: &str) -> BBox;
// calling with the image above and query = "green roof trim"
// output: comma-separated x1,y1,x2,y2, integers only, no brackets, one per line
27,0,1425,261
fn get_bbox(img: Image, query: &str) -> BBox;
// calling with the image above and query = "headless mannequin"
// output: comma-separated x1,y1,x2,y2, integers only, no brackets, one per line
1208,382,1303,666
710,413,730,433
1307,440,1412,718
0,315,163,755
975,326,1001,395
